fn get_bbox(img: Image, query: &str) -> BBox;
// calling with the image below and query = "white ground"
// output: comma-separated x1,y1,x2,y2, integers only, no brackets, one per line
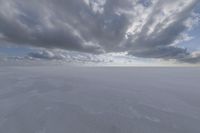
0,66,200,133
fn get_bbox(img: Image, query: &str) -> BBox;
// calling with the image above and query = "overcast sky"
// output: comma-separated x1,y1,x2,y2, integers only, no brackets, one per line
0,0,200,66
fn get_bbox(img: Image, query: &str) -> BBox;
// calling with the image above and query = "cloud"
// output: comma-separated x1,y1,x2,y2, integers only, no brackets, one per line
0,0,200,63
28,50,66,60
26,49,118,63
26,49,155,66
179,51,200,63
129,46,189,59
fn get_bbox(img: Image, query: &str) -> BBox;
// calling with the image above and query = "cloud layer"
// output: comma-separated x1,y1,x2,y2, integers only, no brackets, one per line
0,0,200,63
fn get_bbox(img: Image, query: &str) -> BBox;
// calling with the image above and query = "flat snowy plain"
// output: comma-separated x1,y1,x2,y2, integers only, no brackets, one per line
0,66,200,133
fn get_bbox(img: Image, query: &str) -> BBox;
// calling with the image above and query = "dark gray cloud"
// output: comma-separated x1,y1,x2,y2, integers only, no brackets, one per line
129,46,189,59
0,0,200,63
179,51,200,64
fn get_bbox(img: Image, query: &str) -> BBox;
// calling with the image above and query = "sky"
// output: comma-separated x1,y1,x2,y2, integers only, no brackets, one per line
0,0,200,66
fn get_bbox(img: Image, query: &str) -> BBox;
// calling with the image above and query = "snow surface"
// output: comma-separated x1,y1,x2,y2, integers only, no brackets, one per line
0,66,200,133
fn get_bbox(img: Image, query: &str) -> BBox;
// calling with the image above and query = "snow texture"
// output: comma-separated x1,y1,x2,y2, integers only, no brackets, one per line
0,66,200,133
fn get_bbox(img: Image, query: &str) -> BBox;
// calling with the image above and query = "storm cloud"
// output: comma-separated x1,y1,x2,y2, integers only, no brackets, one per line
0,0,200,63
